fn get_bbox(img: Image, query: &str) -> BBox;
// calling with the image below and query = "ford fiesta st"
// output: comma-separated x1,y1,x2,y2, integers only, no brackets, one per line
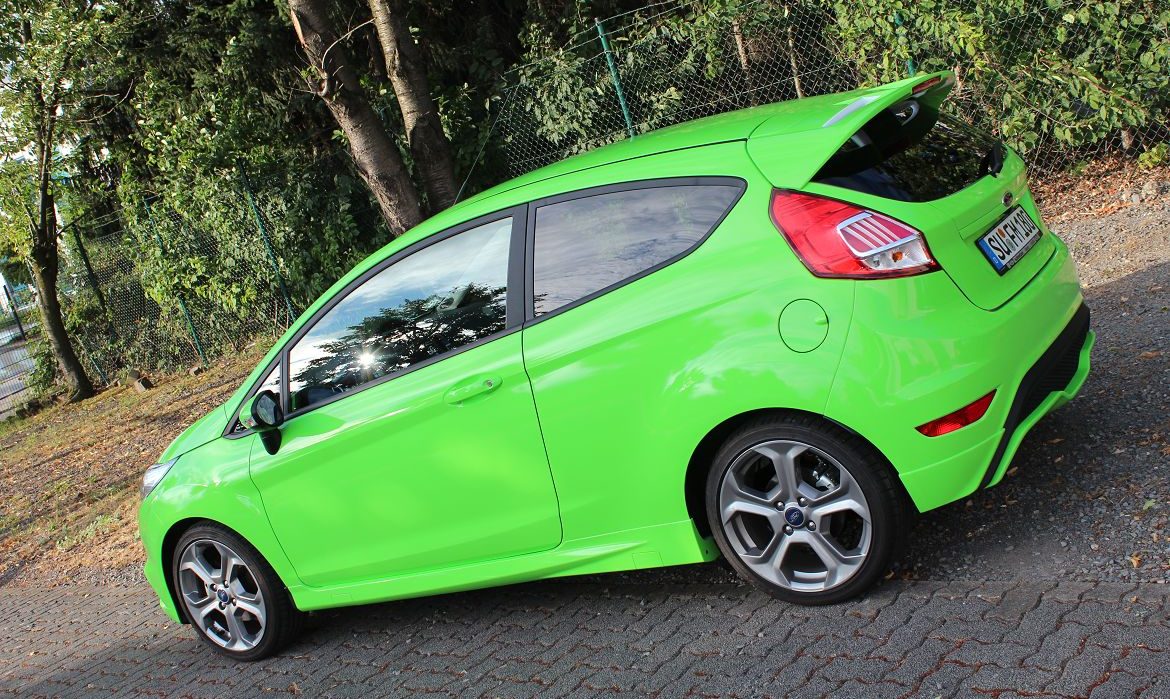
139,72,1092,659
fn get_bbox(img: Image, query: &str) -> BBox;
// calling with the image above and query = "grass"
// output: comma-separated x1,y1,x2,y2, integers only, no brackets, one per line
0,345,266,584
55,513,120,552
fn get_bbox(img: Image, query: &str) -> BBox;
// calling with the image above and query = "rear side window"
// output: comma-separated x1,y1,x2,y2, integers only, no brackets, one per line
287,217,511,412
532,184,741,316
813,100,1001,202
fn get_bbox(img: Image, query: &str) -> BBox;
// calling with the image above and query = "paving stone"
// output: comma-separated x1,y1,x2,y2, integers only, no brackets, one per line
1022,621,1093,671
1045,643,1120,696
903,659,977,699
2,581,1169,698
831,678,906,698
949,638,1034,668
963,664,1061,695
985,582,1056,624
1090,669,1155,698
1047,581,1096,604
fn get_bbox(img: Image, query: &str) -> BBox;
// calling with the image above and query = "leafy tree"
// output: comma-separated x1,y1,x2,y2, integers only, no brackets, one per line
0,0,133,400
288,0,423,235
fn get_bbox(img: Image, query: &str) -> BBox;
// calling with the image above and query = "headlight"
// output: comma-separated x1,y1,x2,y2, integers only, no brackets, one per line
141,457,178,500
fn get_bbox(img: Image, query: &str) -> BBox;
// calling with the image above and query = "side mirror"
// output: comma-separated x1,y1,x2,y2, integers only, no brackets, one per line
239,390,283,455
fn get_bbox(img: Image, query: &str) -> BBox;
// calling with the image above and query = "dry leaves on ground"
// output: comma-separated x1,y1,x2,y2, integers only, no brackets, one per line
0,349,264,585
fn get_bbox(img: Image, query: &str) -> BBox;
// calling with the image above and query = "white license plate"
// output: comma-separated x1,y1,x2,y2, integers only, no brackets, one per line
977,206,1041,274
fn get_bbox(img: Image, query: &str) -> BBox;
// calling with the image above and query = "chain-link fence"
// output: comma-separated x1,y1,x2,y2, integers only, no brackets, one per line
494,0,1169,179
56,168,302,386
0,286,37,419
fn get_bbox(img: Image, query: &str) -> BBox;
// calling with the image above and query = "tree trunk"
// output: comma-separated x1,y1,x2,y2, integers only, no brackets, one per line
731,20,757,107
785,25,804,99
28,217,94,402
367,0,459,211
288,0,422,235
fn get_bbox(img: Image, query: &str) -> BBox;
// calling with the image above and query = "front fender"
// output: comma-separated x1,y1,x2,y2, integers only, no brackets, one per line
139,434,304,621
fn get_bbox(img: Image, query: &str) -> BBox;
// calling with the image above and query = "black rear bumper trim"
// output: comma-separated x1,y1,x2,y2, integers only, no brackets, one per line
977,303,1090,490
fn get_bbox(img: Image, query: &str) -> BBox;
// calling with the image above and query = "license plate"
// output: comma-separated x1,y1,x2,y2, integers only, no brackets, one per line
977,206,1041,274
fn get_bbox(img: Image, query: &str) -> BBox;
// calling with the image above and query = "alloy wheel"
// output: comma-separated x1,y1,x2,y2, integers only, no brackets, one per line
177,539,267,651
717,439,872,592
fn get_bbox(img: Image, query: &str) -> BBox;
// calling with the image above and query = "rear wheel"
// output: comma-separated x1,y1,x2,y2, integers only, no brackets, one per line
172,523,302,661
705,415,909,604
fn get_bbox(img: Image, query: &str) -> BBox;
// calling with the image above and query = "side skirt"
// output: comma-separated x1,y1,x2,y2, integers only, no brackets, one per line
287,519,718,612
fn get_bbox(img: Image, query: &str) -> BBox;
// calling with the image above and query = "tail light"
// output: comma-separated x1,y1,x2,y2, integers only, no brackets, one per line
916,391,996,437
770,190,939,279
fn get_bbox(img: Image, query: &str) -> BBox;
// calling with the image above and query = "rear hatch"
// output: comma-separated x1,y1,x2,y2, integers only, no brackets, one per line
747,72,1054,310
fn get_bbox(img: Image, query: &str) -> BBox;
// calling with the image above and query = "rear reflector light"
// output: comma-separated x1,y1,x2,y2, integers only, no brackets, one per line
770,190,939,279
916,391,996,437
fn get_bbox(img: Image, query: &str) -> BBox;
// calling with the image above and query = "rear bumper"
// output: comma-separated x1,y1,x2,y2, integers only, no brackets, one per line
824,234,1090,512
979,304,1092,490
894,311,1092,509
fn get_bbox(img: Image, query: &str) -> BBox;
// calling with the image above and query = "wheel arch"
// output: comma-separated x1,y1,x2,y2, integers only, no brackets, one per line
683,407,908,536
160,517,294,624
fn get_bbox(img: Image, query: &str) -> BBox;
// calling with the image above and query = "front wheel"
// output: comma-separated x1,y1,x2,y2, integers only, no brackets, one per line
172,523,302,660
705,415,910,604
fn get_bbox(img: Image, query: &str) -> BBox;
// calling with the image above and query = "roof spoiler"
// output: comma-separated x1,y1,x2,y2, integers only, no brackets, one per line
747,71,956,189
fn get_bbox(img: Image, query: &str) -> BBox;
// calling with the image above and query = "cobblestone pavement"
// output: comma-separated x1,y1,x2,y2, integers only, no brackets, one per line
2,577,1168,698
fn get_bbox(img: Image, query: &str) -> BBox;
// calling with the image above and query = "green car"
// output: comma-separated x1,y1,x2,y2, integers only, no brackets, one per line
139,71,1093,660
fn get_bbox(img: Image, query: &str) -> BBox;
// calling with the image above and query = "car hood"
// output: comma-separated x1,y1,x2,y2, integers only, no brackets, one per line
158,404,231,462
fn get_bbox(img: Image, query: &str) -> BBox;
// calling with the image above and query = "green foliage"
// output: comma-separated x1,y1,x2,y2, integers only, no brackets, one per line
44,1,403,374
52,1,545,377
25,339,57,397
1138,143,1169,169
505,0,1169,173
906,1,1169,159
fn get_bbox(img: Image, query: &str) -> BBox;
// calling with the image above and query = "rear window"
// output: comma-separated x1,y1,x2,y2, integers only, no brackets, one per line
813,99,1000,202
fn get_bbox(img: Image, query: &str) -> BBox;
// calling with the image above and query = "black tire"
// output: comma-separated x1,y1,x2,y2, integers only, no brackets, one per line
704,414,911,605
172,523,303,661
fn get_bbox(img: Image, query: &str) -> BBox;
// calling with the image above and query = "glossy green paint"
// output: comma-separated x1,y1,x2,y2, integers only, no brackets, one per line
778,300,830,353
141,431,305,622
823,234,1086,513
139,72,1091,620
517,142,853,546
248,332,562,588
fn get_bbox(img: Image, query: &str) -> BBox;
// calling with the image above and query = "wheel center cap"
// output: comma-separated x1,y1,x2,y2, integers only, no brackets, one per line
216,589,231,604
783,507,805,527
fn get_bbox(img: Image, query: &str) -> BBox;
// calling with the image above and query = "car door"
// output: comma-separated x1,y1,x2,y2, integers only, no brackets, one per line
247,210,562,588
520,179,746,543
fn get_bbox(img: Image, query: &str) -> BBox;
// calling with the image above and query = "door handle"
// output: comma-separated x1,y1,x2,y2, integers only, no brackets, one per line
444,375,502,404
